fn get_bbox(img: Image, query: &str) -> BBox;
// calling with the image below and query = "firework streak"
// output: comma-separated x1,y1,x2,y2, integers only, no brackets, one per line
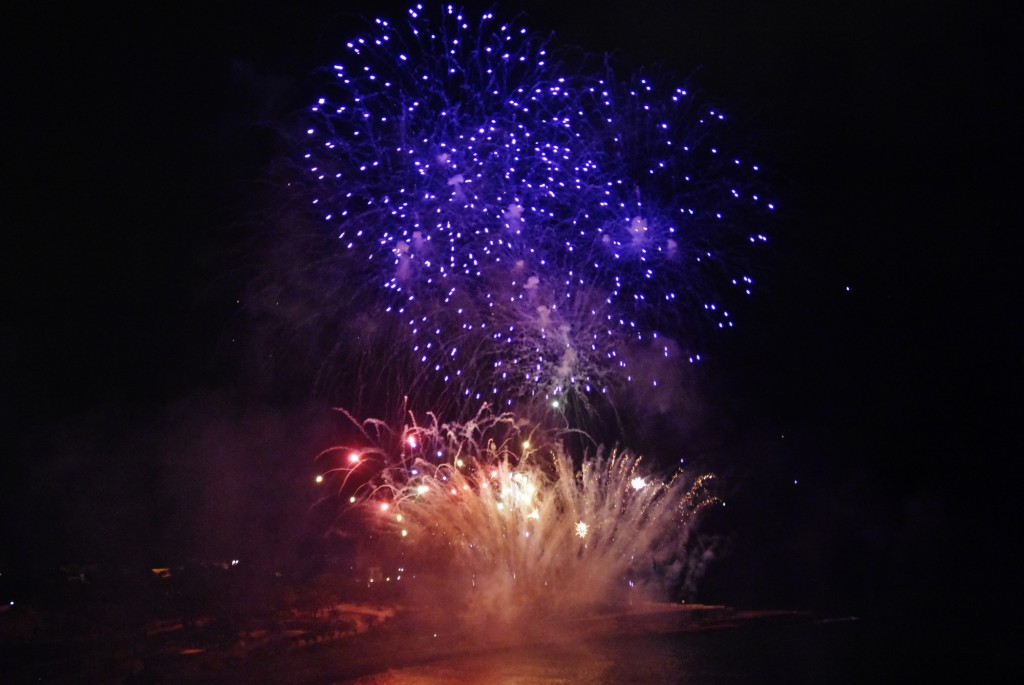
319,409,717,626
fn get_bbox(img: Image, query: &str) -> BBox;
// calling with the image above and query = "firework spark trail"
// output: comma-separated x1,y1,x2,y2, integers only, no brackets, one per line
319,408,717,628
296,4,773,422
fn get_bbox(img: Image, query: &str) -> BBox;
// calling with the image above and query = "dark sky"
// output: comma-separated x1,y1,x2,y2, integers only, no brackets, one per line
4,1,1019,621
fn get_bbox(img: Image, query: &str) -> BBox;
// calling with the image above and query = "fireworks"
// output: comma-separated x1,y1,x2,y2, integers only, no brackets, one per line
319,409,717,628
284,4,777,628
293,3,773,423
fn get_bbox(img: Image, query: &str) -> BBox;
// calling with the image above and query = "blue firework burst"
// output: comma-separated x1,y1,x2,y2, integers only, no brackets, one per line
295,4,773,421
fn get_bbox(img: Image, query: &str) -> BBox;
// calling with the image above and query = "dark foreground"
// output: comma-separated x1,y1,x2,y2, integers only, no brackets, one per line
2,566,1019,683
5,599,1019,683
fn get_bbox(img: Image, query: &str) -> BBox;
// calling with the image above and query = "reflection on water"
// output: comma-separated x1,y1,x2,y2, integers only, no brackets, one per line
351,621,860,684
347,618,1001,684
352,644,617,684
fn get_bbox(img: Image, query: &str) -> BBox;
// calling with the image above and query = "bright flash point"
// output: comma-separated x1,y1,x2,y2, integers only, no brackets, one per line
416,484,429,495
551,399,560,409
380,502,390,512
315,474,324,484
631,477,646,490
406,435,418,448
455,458,464,467
348,452,360,464
349,496,356,503
575,521,589,538
522,440,530,450
401,529,408,537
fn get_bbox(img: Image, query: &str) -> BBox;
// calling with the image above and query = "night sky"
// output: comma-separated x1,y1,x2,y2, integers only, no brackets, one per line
4,0,1019,625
